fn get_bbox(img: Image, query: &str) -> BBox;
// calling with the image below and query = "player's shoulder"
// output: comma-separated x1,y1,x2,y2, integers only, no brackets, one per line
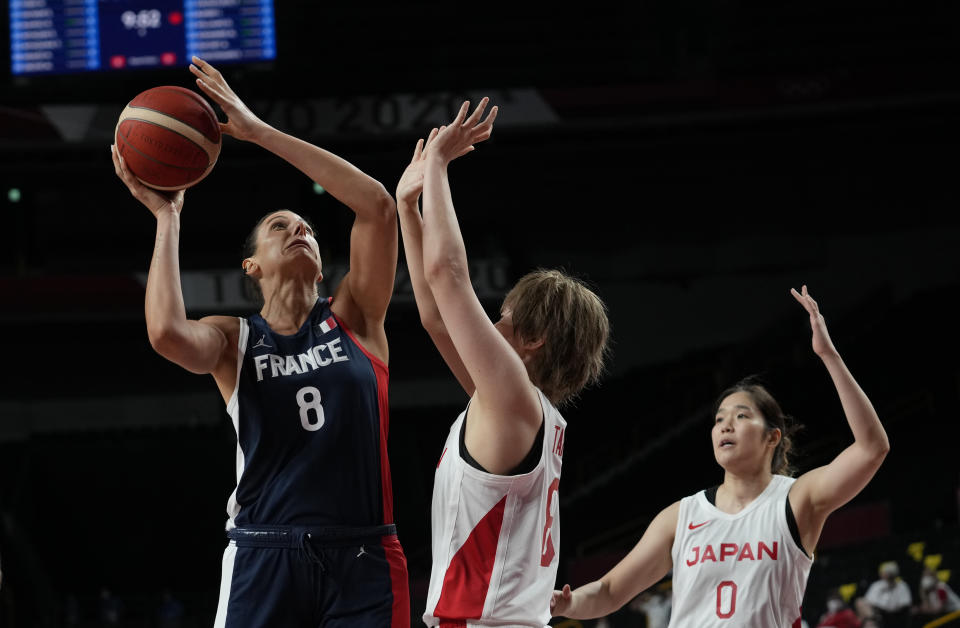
655,500,683,526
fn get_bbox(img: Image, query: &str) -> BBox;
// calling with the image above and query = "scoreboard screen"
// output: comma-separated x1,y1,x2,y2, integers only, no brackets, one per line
10,0,276,76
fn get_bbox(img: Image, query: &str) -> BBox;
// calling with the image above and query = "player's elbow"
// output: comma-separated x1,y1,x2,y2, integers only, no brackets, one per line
424,255,469,293
147,324,204,372
147,322,180,357
866,425,891,460
856,434,890,468
366,182,396,221
872,435,891,461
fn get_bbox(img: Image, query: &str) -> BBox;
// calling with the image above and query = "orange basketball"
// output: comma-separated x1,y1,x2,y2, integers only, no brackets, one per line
115,86,222,191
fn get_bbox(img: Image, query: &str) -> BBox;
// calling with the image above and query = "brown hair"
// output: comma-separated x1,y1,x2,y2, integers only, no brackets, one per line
714,377,802,476
503,269,611,407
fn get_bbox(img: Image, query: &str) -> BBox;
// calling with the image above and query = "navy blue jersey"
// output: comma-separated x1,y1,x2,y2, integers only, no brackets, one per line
224,297,394,528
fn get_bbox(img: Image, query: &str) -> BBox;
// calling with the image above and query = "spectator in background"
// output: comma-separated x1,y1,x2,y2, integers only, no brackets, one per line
915,566,960,620
64,593,80,627
629,588,671,628
864,562,911,628
816,589,861,628
156,589,185,628
98,587,123,627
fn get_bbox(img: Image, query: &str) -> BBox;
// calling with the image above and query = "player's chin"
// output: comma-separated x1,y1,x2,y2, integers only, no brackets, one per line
713,448,734,467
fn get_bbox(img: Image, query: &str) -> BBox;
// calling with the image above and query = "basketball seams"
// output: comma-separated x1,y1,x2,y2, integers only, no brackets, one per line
131,85,221,143
115,85,222,191
116,120,211,170
118,104,221,159
115,127,213,191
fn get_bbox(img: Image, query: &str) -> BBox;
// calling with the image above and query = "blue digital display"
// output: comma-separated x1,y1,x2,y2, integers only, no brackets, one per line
10,0,275,76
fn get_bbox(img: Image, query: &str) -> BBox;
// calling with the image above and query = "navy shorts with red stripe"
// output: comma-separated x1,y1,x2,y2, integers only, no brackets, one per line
217,525,409,628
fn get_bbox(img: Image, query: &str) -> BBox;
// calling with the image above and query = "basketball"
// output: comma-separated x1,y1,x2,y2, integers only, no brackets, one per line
114,86,222,191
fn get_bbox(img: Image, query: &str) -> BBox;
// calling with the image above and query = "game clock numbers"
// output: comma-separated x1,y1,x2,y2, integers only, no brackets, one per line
9,0,276,76
120,9,163,34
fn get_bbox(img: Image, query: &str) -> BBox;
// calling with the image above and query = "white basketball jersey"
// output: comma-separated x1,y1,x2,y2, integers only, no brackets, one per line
423,389,566,628
669,475,813,628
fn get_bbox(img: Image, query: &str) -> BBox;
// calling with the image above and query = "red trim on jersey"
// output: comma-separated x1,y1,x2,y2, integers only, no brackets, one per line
333,313,394,526
434,495,508,620
331,309,387,371
382,534,410,628
439,623,467,628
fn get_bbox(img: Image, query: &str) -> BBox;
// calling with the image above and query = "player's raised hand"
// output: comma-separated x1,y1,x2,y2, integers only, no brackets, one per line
791,285,838,358
550,584,573,616
425,97,498,165
111,143,184,218
189,56,266,142
396,127,441,206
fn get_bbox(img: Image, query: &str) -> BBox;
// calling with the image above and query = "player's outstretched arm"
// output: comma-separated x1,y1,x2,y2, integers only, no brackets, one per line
188,56,391,220
788,285,890,554
421,101,548,474
189,56,396,343
112,144,233,375
552,501,678,619
396,129,475,394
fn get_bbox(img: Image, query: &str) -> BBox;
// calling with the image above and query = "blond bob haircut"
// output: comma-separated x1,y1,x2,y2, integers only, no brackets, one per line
503,269,611,407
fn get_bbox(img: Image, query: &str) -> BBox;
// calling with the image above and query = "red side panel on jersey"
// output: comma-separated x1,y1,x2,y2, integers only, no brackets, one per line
335,314,409,624
382,534,411,628
333,313,394,525
434,495,508,620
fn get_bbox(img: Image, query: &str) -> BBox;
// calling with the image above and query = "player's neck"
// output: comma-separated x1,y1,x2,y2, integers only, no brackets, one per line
260,280,319,334
716,470,773,514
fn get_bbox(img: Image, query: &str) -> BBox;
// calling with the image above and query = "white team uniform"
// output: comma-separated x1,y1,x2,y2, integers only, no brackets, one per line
424,389,566,628
669,475,813,628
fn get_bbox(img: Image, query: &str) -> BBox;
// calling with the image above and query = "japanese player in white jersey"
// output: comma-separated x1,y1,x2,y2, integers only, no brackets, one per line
551,286,890,628
395,101,611,627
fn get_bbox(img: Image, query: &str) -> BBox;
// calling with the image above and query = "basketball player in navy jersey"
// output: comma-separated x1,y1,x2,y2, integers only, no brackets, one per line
111,56,409,628
551,286,890,628
396,102,611,627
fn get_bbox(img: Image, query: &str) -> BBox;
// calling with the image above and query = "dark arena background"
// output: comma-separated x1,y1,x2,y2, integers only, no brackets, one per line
2,2,960,627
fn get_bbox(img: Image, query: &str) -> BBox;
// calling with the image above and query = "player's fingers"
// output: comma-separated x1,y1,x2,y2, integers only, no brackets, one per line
412,138,425,161
191,56,222,80
116,152,135,183
465,97,489,126
453,101,470,125
791,288,814,312
563,584,572,597
479,105,498,129
195,76,227,104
